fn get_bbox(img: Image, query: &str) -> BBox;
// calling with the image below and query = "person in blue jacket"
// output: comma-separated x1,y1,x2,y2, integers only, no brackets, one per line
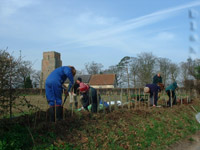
165,82,178,107
144,84,161,106
45,66,76,122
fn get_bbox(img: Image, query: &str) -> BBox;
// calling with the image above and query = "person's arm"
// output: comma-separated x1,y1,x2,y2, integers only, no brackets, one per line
158,86,161,92
160,77,163,83
153,75,156,84
63,67,74,92
70,83,76,93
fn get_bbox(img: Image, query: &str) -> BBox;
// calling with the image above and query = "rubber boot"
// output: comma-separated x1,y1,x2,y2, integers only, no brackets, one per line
49,107,55,122
56,106,63,121
75,102,78,109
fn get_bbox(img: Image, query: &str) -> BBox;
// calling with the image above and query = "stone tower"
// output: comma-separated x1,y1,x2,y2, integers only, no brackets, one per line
40,51,62,88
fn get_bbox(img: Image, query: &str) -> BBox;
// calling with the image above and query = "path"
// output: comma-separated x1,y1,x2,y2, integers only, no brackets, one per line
168,131,200,150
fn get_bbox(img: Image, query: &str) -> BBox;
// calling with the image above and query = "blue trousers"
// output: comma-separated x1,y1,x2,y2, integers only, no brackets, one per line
45,80,62,106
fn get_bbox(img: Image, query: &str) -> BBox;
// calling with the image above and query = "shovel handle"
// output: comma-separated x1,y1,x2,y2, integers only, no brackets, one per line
191,106,198,113
62,95,68,107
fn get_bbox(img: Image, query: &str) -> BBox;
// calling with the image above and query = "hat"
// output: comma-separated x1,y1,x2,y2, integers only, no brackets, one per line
77,77,82,82
144,87,150,93
79,82,89,92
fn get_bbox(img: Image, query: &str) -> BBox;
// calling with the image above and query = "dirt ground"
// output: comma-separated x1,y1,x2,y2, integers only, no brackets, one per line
168,131,200,150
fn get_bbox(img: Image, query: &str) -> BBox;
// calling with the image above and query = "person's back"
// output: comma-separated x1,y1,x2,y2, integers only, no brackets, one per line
146,84,161,94
153,73,162,84
165,82,178,106
145,83,161,106
46,66,73,85
165,82,177,92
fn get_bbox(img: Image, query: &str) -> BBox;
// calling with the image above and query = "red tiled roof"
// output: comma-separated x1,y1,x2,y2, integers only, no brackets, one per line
89,74,116,85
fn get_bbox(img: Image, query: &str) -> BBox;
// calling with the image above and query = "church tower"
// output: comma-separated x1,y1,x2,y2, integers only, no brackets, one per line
40,51,62,88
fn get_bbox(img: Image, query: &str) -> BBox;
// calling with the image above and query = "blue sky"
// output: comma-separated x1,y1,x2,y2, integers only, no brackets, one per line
1,0,200,71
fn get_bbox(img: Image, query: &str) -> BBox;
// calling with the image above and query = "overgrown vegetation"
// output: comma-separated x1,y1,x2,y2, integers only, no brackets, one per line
0,49,37,118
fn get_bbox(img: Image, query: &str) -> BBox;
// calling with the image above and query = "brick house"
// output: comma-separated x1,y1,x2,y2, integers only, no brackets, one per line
89,74,116,89
64,74,116,89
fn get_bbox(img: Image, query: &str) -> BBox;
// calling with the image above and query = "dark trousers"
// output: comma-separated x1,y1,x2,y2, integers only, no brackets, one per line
81,87,98,113
166,90,176,106
150,92,158,106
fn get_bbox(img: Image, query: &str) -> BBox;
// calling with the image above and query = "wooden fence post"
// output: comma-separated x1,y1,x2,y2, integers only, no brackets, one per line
97,89,99,113
102,98,105,114
134,88,137,109
120,88,123,109
46,102,49,122
180,89,183,105
170,90,172,108
115,91,117,110
128,88,130,110
148,93,150,108
186,90,189,104
139,88,141,109
109,91,111,112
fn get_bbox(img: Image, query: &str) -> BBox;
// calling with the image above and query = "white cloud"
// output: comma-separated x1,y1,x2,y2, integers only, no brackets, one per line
0,0,36,17
57,0,200,49
77,12,117,26
154,32,175,40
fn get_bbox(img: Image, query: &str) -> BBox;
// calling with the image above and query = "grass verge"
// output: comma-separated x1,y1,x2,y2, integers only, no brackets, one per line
0,100,200,150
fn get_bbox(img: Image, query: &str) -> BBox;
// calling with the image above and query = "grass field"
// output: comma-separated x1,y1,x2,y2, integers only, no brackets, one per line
1,91,192,117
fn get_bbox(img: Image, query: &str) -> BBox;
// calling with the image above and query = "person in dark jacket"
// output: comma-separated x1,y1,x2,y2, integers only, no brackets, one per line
45,66,76,122
144,84,161,106
165,82,178,107
71,77,82,108
153,72,162,85
79,82,99,113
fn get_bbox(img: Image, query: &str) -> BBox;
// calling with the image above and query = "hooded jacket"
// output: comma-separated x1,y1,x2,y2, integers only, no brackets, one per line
165,82,178,92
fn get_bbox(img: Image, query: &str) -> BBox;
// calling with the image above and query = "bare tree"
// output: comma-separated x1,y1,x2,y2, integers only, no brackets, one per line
32,70,41,88
76,69,87,75
0,49,21,118
117,56,133,88
0,49,34,118
157,58,171,85
137,52,156,86
169,63,179,82
18,60,33,88
130,57,139,88
180,61,191,85
85,61,104,74
186,58,200,79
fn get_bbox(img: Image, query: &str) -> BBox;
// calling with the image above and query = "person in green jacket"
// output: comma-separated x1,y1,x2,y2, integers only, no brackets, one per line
165,82,178,107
